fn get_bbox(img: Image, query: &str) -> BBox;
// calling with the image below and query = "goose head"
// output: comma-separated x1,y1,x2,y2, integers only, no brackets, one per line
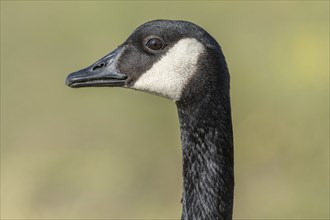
65,20,234,219
65,19,228,102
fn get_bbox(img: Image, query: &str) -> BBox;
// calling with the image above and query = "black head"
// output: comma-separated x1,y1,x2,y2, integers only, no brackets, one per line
65,19,229,102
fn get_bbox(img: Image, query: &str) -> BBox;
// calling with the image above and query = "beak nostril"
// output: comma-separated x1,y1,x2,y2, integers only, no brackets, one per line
92,62,105,71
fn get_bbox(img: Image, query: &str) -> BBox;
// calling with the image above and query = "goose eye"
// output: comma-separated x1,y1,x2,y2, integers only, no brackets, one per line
146,38,163,50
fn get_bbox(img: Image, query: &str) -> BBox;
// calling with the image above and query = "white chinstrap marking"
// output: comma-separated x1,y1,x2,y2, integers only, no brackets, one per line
132,38,205,101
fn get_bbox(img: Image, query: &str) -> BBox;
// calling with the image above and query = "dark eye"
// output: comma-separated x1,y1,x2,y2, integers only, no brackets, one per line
145,38,163,50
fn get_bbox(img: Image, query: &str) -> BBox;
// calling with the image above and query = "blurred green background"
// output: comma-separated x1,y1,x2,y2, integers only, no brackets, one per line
1,1,329,219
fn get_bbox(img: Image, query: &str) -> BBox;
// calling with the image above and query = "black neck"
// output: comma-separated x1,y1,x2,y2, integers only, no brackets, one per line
176,85,234,220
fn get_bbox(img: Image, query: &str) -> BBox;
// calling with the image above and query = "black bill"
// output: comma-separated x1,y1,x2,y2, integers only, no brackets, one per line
65,47,127,88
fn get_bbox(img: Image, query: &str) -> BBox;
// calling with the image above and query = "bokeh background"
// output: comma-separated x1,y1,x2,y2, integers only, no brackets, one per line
1,1,329,219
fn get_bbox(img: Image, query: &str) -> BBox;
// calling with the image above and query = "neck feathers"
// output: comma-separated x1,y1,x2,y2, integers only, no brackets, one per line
177,83,234,220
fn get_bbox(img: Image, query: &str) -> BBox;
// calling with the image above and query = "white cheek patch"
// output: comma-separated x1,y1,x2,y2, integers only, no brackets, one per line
132,38,205,101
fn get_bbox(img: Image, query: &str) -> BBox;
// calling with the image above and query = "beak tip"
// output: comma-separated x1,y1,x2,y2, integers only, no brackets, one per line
65,75,71,87
65,73,76,87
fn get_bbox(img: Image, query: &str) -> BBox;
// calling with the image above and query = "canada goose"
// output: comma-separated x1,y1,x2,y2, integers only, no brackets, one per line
66,19,234,220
